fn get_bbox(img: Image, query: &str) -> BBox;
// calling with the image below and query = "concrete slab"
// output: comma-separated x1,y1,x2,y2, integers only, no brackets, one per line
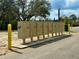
12,34,71,49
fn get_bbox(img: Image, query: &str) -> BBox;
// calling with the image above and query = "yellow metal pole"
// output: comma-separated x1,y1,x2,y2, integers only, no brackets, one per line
8,24,12,50
68,24,70,35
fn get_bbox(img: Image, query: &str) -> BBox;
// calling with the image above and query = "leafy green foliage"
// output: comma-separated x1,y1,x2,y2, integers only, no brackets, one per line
69,14,77,25
29,0,51,19
0,0,51,30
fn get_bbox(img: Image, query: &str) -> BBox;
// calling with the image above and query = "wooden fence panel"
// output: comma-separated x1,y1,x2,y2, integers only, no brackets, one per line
62,23,65,33
58,23,61,35
18,21,65,39
43,22,49,34
60,22,64,34
30,22,37,36
56,22,60,35
52,23,56,34
59,23,62,34
62,23,65,32
55,22,58,36
37,22,43,35
18,21,30,39
49,22,53,33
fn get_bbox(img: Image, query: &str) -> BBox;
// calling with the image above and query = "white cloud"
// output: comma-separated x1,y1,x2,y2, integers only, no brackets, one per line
66,0,77,7
49,10,58,19
49,0,79,19
61,9,79,17
68,0,76,3
49,9,79,19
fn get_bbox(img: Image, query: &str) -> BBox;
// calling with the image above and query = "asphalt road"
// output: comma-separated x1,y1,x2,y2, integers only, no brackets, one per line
0,27,79,59
71,27,79,32
0,33,79,59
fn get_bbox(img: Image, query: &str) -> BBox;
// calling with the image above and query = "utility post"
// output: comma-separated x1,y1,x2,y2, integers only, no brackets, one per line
8,24,12,50
58,8,61,21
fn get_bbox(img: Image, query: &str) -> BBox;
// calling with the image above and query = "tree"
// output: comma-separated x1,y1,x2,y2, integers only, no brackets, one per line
0,0,18,30
60,16,71,25
15,0,51,21
69,14,77,25
0,0,18,22
28,0,51,20
16,0,32,21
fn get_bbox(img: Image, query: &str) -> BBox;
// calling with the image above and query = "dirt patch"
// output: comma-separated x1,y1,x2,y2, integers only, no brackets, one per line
0,46,8,56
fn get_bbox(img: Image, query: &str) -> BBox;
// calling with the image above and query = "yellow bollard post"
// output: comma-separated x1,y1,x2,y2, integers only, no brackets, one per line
68,24,70,35
8,24,12,50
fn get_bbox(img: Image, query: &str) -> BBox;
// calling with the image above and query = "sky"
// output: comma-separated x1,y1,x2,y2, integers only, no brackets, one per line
49,0,79,19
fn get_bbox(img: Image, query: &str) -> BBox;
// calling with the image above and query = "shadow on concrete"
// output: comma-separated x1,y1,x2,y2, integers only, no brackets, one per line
12,35,72,49
9,49,22,54
29,35,72,48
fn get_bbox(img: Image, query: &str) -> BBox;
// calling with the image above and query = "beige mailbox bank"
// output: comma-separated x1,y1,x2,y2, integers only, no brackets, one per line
18,21,64,44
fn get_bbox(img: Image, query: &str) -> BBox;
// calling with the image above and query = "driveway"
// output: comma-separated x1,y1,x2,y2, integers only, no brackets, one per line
0,32,79,59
